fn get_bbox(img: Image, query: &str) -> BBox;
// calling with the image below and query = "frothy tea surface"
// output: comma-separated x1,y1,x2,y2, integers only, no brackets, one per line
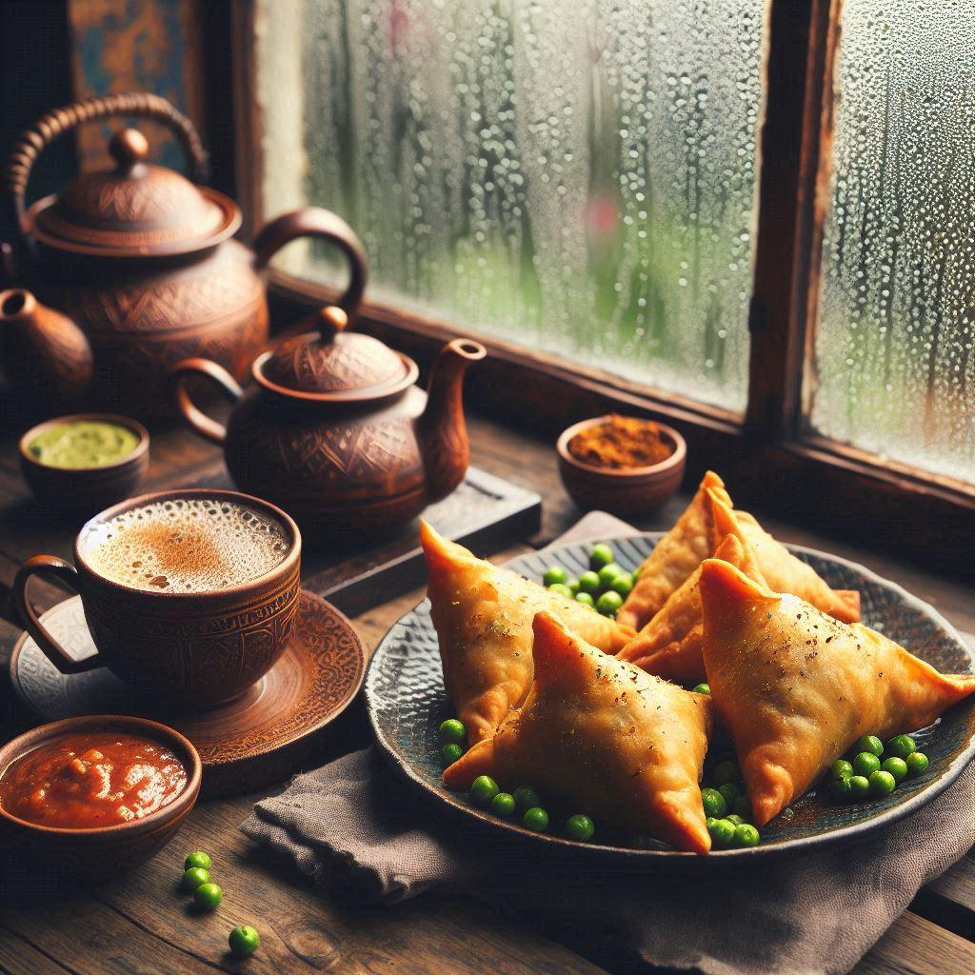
81,498,291,592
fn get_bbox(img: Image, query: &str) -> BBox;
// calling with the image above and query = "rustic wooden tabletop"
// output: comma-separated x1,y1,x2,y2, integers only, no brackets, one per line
0,414,972,975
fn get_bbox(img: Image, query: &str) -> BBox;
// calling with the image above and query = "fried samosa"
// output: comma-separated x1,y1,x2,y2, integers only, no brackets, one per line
444,611,715,853
698,558,975,827
617,470,732,630
420,520,635,745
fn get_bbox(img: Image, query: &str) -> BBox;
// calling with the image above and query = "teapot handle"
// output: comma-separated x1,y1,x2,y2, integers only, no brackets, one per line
5,92,210,237
252,207,368,321
170,358,243,447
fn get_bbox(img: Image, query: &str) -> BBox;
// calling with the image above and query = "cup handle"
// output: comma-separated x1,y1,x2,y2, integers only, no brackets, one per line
170,357,243,446
14,555,101,674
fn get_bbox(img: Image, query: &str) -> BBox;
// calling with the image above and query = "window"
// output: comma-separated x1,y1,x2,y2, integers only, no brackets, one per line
251,0,975,487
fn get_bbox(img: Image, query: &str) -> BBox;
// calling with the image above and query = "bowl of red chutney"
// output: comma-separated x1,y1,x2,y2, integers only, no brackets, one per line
0,715,201,875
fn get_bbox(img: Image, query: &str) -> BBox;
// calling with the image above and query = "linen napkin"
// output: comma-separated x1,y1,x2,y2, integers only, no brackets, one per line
242,512,975,974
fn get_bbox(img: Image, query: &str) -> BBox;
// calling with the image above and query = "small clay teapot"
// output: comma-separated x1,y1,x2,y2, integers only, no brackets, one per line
170,231,486,537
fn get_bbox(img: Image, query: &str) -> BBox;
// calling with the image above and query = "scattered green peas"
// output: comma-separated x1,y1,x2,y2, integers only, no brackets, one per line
830,759,855,781
548,583,574,598
852,751,882,777
543,566,568,587
523,806,550,831
732,794,752,819
906,751,929,777
692,683,711,695
575,592,595,607
441,743,464,765
708,818,736,847
565,814,595,842
193,882,223,911
184,851,211,871
590,544,614,569
182,867,211,890
869,770,896,797
830,777,854,803
567,578,580,595
609,574,633,598
513,786,542,811
849,775,870,800
718,783,739,806
885,734,916,760
881,757,908,783
855,734,884,757
726,814,745,826
470,775,500,806
578,571,602,594
491,792,516,817
713,760,739,784
701,787,727,819
597,563,624,588
596,591,623,616
439,719,466,743
733,823,760,848
228,925,260,959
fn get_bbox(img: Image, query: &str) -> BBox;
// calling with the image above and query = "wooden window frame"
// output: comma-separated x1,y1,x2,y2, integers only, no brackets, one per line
229,0,974,572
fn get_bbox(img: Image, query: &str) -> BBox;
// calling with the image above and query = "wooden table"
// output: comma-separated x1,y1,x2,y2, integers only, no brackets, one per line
0,414,972,975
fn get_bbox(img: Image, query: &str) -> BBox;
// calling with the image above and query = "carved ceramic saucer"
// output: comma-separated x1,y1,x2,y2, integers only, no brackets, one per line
10,591,366,797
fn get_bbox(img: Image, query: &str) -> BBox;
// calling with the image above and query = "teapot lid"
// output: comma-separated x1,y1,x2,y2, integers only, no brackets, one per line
258,306,416,401
30,128,240,258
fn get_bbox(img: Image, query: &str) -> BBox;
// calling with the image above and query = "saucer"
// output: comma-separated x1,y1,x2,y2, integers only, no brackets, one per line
10,590,366,797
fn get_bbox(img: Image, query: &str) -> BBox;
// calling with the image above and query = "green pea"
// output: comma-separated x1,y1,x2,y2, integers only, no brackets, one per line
596,591,623,616
182,867,211,890
523,806,549,831
441,743,464,765
830,777,854,803
513,786,542,811
692,683,711,695
548,583,573,598
852,751,882,778
491,792,516,817
732,794,752,819
565,814,595,842
543,566,568,587
733,823,760,848
829,759,854,781
713,760,739,784
184,851,211,871
701,787,727,819
905,751,929,777
575,592,595,607
597,563,624,588
885,734,916,760
470,775,500,806
849,775,870,800
192,882,223,911
567,578,580,595
439,719,466,744
228,925,260,958
869,770,896,797
881,757,908,783
609,574,633,598
726,814,745,826
855,734,884,757
578,570,602,594
590,544,614,569
708,818,736,847
718,783,739,806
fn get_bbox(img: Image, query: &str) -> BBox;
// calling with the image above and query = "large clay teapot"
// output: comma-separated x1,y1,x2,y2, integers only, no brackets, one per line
170,228,486,537
2,92,353,418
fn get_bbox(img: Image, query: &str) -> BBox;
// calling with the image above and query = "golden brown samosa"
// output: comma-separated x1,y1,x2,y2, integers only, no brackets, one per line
444,611,715,853
420,521,635,745
698,558,975,827
617,470,732,630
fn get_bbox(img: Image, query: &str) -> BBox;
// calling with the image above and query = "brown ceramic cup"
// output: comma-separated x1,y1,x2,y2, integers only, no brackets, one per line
14,488,302,707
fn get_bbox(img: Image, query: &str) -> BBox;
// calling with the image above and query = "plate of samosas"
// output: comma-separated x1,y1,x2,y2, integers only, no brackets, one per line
365,472,974,858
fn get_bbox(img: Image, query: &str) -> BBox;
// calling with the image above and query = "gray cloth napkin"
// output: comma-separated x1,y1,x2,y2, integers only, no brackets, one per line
242,512,975,974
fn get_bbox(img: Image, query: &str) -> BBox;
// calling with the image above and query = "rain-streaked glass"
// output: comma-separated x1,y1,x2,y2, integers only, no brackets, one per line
808,0,975,482
256,0,764,412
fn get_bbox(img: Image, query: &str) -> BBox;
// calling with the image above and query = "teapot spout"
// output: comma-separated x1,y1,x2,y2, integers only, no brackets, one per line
0,288,94,404
417,339,487,503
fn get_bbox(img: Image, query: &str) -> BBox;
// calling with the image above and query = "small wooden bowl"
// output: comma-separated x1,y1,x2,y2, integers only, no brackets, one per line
557,415,687,516
0,715,201,876
19,412,149,513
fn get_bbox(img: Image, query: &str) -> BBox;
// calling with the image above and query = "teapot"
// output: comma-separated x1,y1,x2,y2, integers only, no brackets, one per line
170,229,486,537
1,92,358,418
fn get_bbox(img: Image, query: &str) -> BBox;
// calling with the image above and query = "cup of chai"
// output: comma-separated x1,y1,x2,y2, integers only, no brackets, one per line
14,489,301,706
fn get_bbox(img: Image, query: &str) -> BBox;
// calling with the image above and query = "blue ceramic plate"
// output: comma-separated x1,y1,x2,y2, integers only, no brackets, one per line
365,534,974,860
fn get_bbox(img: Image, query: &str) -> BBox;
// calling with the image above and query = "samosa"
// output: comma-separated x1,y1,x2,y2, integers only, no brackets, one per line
444,611,715,853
